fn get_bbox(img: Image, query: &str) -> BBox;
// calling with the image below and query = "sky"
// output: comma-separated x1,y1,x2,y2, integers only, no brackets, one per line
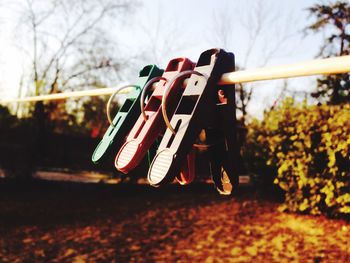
0,0,332,118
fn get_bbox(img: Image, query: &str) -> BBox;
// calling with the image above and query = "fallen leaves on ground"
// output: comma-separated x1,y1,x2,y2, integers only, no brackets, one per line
0,181,349,262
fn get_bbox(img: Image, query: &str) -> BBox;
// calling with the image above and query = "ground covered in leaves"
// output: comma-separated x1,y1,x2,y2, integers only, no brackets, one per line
0,180,349,262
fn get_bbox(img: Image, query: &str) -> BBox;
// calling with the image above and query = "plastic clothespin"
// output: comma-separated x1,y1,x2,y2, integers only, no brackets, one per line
92,65,163,165
148,48,239,192
207,84,240,194
115,58,195,173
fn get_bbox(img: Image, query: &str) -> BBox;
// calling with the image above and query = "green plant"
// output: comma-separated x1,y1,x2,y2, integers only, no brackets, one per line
246,99,350,215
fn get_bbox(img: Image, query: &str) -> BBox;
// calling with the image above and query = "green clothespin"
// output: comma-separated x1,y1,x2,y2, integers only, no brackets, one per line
92,65,163,164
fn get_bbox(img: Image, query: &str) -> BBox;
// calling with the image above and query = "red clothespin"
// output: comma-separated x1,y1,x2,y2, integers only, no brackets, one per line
115,58,195,173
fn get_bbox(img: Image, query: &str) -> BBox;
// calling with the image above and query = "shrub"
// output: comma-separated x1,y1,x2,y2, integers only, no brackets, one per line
0,105,16,129
246,98,350,216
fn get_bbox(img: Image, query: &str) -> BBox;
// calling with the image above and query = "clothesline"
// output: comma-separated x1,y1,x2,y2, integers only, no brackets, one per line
1,55,349,104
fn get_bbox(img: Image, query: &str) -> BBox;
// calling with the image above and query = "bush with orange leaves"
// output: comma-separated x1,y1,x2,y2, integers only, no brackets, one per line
245,98,350,216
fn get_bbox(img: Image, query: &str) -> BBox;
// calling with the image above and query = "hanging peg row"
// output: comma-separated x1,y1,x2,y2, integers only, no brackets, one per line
93,48,245,195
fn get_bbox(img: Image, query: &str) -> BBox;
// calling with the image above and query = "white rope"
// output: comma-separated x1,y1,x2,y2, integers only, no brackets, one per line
1,55,349,104
219,55,350,84
0,87,133,103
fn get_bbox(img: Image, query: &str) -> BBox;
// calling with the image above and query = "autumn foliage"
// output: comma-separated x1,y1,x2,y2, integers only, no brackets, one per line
246,99,350,216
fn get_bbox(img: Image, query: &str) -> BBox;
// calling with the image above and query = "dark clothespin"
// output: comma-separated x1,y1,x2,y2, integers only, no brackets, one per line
148,48,240,194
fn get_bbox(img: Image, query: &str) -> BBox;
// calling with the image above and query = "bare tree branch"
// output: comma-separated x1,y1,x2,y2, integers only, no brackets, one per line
210,0,298,123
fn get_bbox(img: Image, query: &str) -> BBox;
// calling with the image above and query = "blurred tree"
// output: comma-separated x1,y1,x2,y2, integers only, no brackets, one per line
15,0,135,133
0,105,16,129
211,0,296,124
81,96,113,138
137,2,189,66
307,1,350,104
0,105,35,180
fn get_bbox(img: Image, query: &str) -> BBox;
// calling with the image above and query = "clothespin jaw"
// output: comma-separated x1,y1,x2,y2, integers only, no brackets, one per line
115,58,194,174
92,65,163,164
148,48,236,187
176,148,196,185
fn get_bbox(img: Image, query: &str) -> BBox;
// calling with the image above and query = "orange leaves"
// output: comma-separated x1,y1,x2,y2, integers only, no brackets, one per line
22,238,33,244
1,185,350,262
63,248,76,257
